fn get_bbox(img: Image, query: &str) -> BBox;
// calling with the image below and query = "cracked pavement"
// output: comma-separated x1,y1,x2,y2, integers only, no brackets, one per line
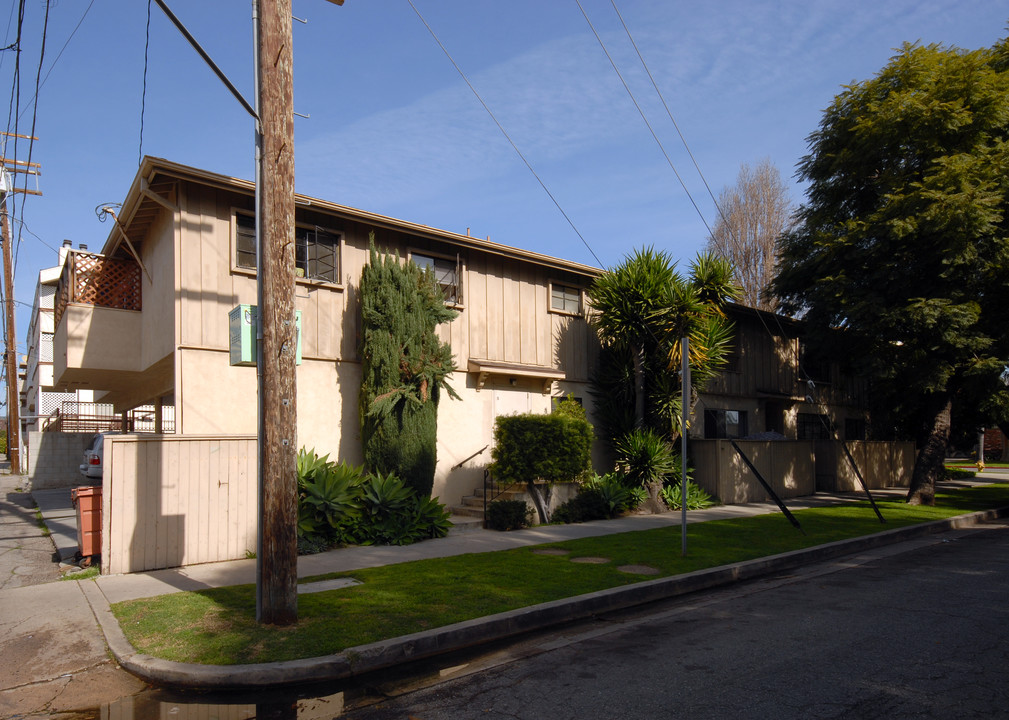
0,474,147,717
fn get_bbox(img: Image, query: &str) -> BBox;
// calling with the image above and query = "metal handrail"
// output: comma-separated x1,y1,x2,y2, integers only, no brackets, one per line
482,469,526,528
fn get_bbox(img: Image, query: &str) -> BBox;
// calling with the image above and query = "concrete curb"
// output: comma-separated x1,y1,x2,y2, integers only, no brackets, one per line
93,506,1009,689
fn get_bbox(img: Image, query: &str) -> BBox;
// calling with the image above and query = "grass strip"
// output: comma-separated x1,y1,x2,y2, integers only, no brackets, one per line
111,483,1009,665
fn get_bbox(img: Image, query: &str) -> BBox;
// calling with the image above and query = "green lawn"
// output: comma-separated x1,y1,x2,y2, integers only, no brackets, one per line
111,483,1009,665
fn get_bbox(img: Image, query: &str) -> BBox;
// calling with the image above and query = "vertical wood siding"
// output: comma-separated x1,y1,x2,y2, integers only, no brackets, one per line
101,435,257,574
177,180,598,383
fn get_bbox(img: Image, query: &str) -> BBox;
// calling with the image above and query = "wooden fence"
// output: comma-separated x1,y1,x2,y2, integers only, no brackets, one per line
691,439,817,505
690,439,915,505
101,434,257,575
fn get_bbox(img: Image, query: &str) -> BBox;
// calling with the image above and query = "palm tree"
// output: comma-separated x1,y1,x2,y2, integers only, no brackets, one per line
586,247,676,430
588,249,739,512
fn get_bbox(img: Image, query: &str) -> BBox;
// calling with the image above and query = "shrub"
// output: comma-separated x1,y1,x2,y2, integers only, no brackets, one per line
359,240,459,497
552,490,608,524
491,413,593,486
486,499,532,531
358,471,424,546
613,429,679,487
490,409,594,524
940,465,977,481
296,449,365,546
296,447,452,549
553,473,633,524
660,480,715,510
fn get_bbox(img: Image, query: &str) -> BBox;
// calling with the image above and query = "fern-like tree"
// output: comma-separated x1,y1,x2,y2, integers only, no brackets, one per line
359,239,459,497
588,249,738,513
770,38,1009,505
587,248,739,445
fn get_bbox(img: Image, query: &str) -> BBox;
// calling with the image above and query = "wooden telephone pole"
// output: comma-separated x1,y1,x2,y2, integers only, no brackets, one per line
255,0,299,625
254,0,346,627
0,134,41,475
154,0,345,626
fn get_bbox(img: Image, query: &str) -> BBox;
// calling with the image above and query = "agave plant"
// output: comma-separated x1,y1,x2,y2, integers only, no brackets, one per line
661,480,714,511
297,447,335,487
297,461,365,544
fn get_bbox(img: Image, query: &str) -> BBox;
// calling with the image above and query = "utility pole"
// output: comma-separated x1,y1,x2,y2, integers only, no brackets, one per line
1,192,19,474
154,0,345,626
254,0,300,621
253,0,346,627
255,0,299,625
0,134,41,476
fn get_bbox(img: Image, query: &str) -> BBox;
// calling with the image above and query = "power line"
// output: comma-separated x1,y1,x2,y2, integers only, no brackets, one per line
16,0,97,123
139,0,151,167
607,0,751,265
8,215,58,255
574,0,714,240
14,0,48,277
405,0,604,269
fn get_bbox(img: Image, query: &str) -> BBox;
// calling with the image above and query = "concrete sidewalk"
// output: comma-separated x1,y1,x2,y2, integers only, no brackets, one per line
3,469,1009,700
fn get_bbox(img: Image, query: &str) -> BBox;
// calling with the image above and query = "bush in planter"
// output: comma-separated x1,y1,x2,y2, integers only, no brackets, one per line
486,499,533,531
490,409,593,524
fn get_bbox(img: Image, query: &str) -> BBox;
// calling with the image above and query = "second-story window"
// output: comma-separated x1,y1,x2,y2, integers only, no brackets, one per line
551,283,582,314
412,252,460,305
236,213,340,283
236,214,257,269
296,227,339,283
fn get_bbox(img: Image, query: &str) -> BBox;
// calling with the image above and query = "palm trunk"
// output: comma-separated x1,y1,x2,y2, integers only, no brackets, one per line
633,344,646,428
526,481,552,525
906,395,952,506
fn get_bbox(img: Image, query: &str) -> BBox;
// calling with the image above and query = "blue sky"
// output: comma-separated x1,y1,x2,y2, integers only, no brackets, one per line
2,0,1006,361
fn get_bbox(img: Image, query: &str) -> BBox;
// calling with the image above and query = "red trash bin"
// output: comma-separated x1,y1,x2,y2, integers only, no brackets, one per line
71,486,102,561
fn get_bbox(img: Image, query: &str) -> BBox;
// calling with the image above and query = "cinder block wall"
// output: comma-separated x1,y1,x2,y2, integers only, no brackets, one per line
26,431,95,489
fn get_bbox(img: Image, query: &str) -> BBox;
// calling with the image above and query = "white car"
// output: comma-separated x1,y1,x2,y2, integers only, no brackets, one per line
80,432,116,480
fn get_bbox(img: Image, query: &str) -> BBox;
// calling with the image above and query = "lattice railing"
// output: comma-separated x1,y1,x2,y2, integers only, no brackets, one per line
55,251,142,327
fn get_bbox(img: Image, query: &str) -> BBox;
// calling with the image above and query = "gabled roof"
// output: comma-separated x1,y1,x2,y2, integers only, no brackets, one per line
104,156,604,278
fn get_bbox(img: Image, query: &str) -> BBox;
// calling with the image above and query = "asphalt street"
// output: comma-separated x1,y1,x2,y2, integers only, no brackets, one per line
335,519,1009,720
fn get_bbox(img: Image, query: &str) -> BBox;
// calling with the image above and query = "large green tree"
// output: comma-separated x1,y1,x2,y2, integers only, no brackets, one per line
359,240,459,497
771,39,1009,505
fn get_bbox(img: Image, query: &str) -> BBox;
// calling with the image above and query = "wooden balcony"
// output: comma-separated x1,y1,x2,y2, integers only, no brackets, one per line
53,251,144,392
54,251,141,329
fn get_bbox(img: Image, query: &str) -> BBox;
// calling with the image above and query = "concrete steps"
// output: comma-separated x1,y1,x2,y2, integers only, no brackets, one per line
448,484,531,523
447,514,483,534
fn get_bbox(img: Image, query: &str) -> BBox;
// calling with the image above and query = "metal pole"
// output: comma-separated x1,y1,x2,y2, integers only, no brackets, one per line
681,336,688,556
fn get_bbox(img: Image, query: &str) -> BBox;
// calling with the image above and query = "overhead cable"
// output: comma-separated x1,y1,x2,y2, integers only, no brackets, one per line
406,0,604,269
574,0,713,239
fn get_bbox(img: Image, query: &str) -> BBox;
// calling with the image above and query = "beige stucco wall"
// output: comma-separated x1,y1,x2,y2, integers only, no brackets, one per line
176,348,361,463
56,304,143,378
177,344,599,506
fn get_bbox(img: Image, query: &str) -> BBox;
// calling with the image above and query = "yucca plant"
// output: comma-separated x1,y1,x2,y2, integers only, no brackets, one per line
614,428,680,513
